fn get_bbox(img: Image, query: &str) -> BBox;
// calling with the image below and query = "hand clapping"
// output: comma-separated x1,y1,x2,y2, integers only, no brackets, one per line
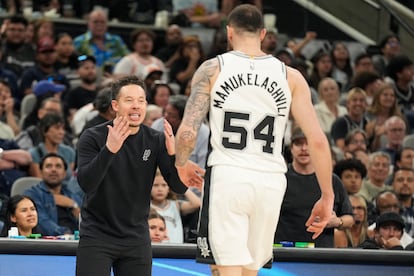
106,116,131,153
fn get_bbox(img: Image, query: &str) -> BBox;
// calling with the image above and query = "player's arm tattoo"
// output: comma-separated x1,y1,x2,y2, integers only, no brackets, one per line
176,59,218,166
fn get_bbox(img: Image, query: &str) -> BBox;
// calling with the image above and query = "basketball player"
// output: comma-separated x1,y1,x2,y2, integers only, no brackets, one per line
175,4,335,276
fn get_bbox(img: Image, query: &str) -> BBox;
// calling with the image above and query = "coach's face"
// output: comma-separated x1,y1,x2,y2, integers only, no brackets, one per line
112,84,147,131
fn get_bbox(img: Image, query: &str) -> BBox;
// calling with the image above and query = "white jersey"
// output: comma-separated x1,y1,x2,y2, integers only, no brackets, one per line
208,51,292,173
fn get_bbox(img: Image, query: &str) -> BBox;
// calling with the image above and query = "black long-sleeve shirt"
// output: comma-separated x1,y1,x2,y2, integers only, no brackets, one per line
77,121,187,245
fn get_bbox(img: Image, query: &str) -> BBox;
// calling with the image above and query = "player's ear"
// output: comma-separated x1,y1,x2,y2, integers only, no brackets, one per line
260,28,267,42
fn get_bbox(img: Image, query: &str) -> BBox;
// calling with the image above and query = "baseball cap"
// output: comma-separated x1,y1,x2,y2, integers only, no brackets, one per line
291,127,306,143
375,212,405,230
33,80,65,97
78,55,96,65
37,37,55,53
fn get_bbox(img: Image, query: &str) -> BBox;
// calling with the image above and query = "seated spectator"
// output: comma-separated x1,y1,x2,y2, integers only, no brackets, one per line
261,29,278,55
144,104,163,127
169,35,205,95
342,129,370,168
369,191,413,247
28,113,75,184
0,195,40,237
309,51,333,92
80,87,115,135
330,42,353,92
331,87,368,151
365,83,403,152
351,70,383,107
148,208,168,243
0,15,36,78
54,33,81,88
0,139,32,196
151,95,209,168
275,127,354,248
19,36,69,98
380,116,407,165
358,151,392,203
335,194,369,248
23,153,81,236
63,55,98,123
148,81,174,110
372,34,401,77
155,24,183,68
113,29,166,81
359,212,405,250
16,97,71,151
314,77,347,136
333,158,367,195
73,8,130,71
20,80,65,131
391,168,414,238
394,147,414,170
0,79,20,138
353,52,375,75
385,54,414,130
150,168,201,243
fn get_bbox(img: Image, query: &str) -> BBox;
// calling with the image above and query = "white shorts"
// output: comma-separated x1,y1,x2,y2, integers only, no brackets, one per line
196,165,287,270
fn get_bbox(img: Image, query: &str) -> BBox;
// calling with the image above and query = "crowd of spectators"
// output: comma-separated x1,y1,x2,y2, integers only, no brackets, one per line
0,1,413,251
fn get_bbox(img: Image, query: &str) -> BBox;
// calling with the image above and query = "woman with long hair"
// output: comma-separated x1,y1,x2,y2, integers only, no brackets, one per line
335,194,369,247
0,194,40,237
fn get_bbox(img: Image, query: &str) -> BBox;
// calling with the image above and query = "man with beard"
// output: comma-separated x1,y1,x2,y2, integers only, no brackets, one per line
392,168,414,238
23,152,82,236
275,127,354,248
64,55,98,121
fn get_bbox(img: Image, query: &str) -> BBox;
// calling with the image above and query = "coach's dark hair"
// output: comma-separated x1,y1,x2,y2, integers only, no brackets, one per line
39,152,68,171
111,75,146,100
227,4,263,33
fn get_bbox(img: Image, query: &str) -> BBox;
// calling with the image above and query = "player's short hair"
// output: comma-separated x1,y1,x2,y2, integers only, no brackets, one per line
227,4,263,33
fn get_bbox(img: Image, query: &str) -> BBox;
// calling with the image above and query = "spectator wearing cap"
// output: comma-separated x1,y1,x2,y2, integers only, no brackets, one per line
0,15,36,77
169,35,205,95
63,55,98,123
113,29,166,81
73,8,129,71
20,80,65,130
359,211,405,249
275,127,354,248
19,36,69,100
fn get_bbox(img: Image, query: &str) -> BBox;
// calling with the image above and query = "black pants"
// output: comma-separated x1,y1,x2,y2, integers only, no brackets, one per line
76,237,152,276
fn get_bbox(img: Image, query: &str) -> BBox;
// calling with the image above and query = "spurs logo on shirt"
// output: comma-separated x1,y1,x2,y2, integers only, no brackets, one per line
197,237,211,258
142,149,151,161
